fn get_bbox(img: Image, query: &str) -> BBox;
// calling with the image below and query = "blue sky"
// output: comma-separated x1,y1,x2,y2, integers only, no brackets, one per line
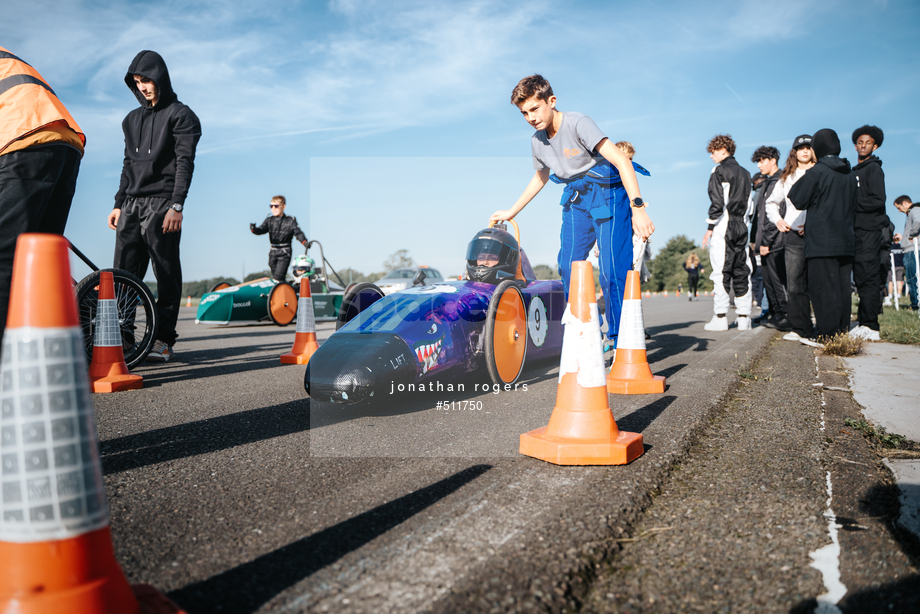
4,0,920,282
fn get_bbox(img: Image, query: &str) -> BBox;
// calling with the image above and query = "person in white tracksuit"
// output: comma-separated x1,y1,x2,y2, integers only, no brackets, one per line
702,134,753,331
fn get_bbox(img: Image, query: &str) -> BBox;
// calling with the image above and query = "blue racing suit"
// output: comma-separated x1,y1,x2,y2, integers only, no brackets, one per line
550,160,650,345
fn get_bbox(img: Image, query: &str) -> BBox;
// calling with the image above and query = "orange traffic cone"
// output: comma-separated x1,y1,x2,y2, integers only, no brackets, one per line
519,261,644,465
186,295,192,307
280,277,319,364
88,271,143,393
606,270,666,394
0,234,186,614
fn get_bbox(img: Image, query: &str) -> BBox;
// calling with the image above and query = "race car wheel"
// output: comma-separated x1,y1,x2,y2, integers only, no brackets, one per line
267,282,298,326
74,268,158,370
485,280,527,386
209,281,231,292
336,282,385,330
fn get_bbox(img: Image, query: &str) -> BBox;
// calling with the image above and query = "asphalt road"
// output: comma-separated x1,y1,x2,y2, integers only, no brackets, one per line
94,296,788,613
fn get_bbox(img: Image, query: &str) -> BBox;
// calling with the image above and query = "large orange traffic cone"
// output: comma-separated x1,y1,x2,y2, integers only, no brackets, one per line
280,277,319,365
89,271,143,393
606,270,666,394
0,234,186,614
519,261,643,465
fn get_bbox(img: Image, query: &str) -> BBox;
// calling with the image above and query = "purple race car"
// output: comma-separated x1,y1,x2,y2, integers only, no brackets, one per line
305,220,566,404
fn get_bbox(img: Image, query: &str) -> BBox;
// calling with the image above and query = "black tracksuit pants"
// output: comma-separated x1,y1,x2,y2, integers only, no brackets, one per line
853,228,884,331
807,255,853,338
269,247,292,282
762,248,788,318
784,232,813,338
113,196,182,346
0,144,81,346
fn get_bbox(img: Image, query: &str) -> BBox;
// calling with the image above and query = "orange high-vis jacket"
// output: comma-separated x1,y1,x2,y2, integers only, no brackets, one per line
0,46,85,155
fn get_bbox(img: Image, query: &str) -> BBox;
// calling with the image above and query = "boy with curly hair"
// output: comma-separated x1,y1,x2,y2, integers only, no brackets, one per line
702,134,753,331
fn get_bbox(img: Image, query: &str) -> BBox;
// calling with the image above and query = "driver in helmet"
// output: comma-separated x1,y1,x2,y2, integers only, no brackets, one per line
291,254,314,282
466,226,520,285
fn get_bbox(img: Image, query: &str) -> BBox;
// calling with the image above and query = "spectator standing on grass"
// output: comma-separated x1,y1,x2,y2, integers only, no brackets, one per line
702,134,753,331
886,235,904,305
893,195,920,311
751,146,789,331
787,129,856,339
849,125,888,341
107,50,201,363
766,135,815,342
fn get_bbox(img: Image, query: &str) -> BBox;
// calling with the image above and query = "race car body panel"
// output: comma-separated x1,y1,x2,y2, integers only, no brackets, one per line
196,277,343,324
305,279,565,404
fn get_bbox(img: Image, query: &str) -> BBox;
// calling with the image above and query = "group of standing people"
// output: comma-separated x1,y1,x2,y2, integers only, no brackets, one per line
0,47,200,360
702,126,916,343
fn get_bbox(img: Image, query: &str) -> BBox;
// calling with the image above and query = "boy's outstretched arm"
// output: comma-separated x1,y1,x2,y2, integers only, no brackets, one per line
596,139,654,241
491,169,550,221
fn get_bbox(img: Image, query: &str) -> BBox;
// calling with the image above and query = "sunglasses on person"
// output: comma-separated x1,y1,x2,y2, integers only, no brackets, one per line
270,204,282,208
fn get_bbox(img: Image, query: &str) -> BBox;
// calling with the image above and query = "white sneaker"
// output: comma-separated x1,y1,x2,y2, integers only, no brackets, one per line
704,315,729,331
783,331,802,341
883,296,892,306
736,315,752,331
850,326,880,341
799,337,825,349
146,340,174,363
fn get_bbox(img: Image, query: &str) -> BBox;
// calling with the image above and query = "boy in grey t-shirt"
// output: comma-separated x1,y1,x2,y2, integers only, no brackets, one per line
490,74,654,350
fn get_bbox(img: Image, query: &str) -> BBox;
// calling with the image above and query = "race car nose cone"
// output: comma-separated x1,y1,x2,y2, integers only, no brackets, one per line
305,332,418,404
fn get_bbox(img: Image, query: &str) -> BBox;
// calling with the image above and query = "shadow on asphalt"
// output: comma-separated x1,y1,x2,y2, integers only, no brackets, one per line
646,331,710,364
99,400,308,473
135,352,291,387
168,464,493,614
789,573,920,613
615,395,676,434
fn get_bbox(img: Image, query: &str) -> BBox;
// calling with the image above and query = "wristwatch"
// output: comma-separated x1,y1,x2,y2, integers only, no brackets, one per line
170,203,184,213
630,197,645,208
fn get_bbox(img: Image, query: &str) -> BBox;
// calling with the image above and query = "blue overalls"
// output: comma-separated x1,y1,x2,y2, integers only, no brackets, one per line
550,160,650,346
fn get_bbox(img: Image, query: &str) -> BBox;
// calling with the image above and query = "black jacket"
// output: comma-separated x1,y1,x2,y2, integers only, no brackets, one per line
851,155,887,231
251,214,307,248
115,50,201,208
754,171,784,251
787,155,856,259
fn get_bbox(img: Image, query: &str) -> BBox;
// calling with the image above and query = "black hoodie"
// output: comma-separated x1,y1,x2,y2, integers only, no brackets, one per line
787,129,856,259
851,155,887,230
114,50,201,209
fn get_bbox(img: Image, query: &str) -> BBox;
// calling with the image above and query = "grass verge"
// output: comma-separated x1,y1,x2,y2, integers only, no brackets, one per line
879,308,920,345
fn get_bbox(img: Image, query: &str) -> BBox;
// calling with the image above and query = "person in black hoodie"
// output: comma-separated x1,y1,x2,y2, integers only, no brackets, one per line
849,125,887,341
702,134,753,331
751,146,789,331
787,129,856,339
107,50,201,362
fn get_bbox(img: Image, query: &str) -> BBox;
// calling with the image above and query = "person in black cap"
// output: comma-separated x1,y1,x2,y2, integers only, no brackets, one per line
787,129,856,340
765,135,816,342
751,146,788,330
849,125,888,341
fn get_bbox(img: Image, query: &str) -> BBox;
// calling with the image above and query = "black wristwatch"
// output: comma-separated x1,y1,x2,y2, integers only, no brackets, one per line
630,197,645,208
170,203,183,213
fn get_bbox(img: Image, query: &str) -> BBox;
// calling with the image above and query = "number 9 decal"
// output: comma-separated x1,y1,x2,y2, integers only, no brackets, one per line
527,296,547,347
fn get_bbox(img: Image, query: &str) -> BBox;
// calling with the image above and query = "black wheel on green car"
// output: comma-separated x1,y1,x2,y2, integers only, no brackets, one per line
74,268,158,370
267,282,298,326
335,282,385,330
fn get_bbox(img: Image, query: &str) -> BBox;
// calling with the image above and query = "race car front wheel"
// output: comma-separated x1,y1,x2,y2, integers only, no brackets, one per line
209,281,231,293
336,282,385,330
74,269,158,370
267,282,298,326
485,280,527,386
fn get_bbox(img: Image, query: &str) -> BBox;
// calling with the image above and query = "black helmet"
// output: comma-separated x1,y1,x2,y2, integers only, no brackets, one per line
465,226,519,285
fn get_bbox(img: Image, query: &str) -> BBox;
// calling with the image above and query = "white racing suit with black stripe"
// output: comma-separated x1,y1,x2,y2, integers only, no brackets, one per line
707,156,753,316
